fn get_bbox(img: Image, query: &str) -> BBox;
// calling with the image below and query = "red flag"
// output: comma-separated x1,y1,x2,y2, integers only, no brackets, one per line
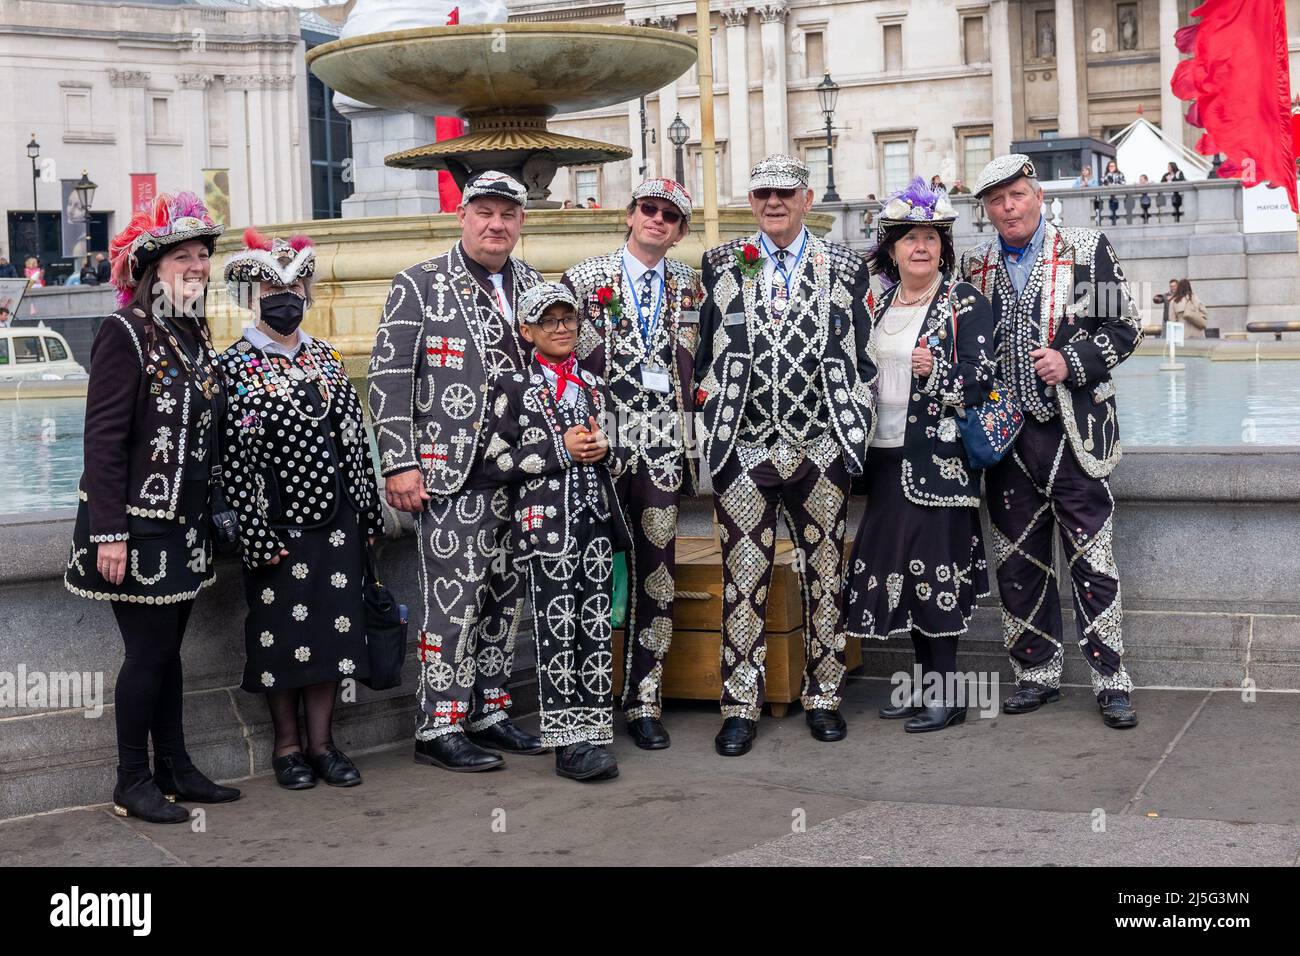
1171,0,1297,212
435,8,464,211
446,7,459,25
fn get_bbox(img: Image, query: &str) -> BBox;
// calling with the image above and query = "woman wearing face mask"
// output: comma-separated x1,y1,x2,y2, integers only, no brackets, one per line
218,230,385,790
65,191,240,822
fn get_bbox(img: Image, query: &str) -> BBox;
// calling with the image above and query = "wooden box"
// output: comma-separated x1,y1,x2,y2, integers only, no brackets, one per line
614,536,862,717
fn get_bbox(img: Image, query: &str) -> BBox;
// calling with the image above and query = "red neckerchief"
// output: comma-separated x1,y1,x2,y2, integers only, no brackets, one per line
535,353,582,399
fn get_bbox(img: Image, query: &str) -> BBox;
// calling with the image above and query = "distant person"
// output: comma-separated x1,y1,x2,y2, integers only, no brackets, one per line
1073,166,1098,188
562,199,574,209
930,174,948,195
1101,160,1125,186
0,256,16,278
949,179,970,195
1161,162,1186,183
1169,279,1208,337
0,305,11,327
24,257,44,287
79,255,99,286
585,197,600,209
1152,278,1178,325
94,252,111,283
1137,174,1150,184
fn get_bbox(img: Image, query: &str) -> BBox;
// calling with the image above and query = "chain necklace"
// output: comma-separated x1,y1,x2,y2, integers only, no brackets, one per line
155,314,219,401
894,274,942,306
254,328,332,424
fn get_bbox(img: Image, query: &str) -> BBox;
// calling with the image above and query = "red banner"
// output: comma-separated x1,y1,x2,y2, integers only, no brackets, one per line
130,174,157,213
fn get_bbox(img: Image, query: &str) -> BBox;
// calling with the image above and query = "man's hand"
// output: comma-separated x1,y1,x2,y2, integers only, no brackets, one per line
385,469,430,514
265,547,290,567
96,540,127,585
1030,347,1068,386
911,346,934,378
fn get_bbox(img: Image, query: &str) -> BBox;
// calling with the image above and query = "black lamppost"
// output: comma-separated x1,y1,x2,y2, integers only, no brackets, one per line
26,134,41,265
637,97,657,179
667,112,690,187
74,170,97,255
815,71,841,203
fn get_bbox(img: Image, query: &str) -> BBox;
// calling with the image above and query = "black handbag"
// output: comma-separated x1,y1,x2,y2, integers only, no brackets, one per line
360,543,407,690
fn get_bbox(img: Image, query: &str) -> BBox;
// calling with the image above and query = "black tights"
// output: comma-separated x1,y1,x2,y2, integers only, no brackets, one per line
111,600,193,772
911,631,959,703
266,682,339,758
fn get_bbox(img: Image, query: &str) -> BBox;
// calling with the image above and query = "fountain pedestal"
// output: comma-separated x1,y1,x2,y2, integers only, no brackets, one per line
335,104,441,218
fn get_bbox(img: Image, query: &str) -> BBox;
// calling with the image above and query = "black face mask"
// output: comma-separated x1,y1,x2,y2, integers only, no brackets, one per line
258,291,306,335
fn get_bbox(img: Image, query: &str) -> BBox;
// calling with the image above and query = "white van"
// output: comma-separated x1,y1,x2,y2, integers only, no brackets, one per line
0,325,88,381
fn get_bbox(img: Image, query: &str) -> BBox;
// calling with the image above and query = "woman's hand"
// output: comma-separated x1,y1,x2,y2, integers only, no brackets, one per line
97,541,127,585
265,547,290,567
911,346,934,378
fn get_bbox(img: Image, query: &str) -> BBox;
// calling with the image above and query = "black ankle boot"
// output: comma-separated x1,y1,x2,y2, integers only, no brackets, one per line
112,768,189,824
153,755,241,804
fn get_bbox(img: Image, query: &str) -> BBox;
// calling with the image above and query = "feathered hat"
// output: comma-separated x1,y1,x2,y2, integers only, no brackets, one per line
876,176,958,243
223,229,316,308
108,191,224,305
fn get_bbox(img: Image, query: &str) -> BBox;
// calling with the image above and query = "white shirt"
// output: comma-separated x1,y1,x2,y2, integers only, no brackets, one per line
871,301,929,448
538,359,580,408
759,227,809,304
621,245,666,340
245,323,312,358
488,272,514,326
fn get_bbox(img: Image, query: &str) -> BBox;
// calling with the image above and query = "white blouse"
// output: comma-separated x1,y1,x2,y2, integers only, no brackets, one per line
871,300,929,448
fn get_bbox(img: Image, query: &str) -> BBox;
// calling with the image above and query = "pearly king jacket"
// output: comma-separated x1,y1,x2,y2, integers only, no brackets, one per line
564,249,703,497
367,243,543,496
693,232,877,476
872,276,1000,507
959,220,1142,479
79,307,222,541
219,336,384,568
478,357,632,566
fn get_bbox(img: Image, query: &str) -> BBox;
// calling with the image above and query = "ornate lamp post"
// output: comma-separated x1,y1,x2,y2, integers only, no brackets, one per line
815,71,841,203
74,170,98,256
26,134,41,265
667,112,690,187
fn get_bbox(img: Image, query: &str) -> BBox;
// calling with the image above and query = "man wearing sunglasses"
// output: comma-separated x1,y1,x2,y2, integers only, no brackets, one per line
695,154,877,757
562,178,704,752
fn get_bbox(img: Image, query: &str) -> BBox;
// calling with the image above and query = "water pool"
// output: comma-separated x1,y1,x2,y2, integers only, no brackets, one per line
2,356,1298,516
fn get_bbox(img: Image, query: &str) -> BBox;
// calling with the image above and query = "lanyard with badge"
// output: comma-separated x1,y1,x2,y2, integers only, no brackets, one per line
623,258,671,394
760,230,807,314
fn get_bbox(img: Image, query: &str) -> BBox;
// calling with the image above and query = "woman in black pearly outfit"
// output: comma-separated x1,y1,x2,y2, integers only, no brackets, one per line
65,191,241,823
845,177,1000,733
219,229,384,790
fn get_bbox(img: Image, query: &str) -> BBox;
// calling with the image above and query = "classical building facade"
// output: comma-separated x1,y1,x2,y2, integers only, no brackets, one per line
509,0,1300,207
0,0,347,275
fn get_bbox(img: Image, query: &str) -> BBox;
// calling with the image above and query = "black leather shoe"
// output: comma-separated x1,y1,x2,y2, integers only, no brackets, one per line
153,755,241,803
904,705,968,733
626,716,671,750
414,734,504,772
714,717,757,757
466,719,546,754
879,693,922,719
308,745,363,787
272,752,316,790
555,742,619,781
112,768,189,824
1002,683,1061,714
1099,692,1139,729
806,708,847,742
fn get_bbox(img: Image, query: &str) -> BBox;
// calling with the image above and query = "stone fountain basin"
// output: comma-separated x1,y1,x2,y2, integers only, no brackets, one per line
306,23,697,118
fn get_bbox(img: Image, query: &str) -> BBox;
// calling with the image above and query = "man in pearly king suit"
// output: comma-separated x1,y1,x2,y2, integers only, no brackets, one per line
960,154,1142,729
694,154,877,757
369,171,586,771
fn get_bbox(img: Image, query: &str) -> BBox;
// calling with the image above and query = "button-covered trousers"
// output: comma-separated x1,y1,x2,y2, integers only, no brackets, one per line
985,415,1132,696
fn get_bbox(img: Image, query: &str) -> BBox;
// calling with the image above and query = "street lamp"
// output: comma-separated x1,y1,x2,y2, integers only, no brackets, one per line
667,113,690,188
74,170,97,257
815,71,841,203
26,134,40,266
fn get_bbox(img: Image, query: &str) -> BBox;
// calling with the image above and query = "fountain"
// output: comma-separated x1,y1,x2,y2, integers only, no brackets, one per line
307,22,697,207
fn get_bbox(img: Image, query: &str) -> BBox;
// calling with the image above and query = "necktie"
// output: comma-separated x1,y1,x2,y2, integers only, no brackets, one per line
639,272,655,346
536,354,582,399
489,273,511,323
775,248,788,266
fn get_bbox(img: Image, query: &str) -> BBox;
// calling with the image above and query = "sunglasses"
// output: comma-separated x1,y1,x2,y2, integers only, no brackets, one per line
638,201,683,225
752,188,798,200
536,313,580,333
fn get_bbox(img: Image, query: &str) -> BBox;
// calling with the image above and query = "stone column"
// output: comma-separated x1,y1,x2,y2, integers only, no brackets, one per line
177,74,213,194
1159,0,1183,147
226,76,269,225
334,99,441,218
989,0,1014,155
1054,0,1080,137
658,79,680,182
758,2,789,157
109,70,150,183
723,6,751,205
223,79,251,227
